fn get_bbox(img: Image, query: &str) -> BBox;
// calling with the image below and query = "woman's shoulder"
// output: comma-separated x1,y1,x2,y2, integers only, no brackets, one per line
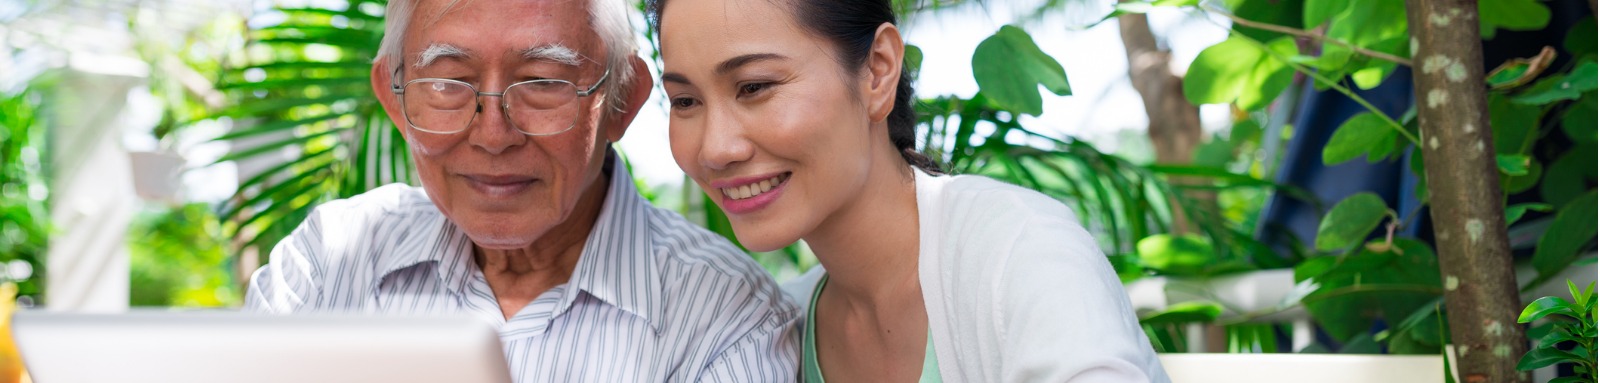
920,172,1082,236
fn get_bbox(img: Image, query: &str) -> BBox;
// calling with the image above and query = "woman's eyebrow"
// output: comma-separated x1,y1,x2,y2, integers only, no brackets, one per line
661,53,789,86
715,53,787,75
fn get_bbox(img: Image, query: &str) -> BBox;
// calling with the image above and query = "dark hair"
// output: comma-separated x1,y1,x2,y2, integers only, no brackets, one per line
646,0,943,174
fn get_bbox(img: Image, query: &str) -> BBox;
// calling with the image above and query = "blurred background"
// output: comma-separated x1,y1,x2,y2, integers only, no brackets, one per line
0,0,1595,371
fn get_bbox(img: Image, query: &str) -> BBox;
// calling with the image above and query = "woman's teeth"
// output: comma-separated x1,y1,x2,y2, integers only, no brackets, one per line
722,173,789,200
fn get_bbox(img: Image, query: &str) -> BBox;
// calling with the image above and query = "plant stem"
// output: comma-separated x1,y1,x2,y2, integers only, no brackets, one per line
1202,5,1415,67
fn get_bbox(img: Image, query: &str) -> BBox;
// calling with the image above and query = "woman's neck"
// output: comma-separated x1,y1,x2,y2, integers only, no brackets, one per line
804,141,923,308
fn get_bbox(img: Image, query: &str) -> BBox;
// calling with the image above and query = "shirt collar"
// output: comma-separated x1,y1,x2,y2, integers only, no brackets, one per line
564,154,664,331
373,150,664,330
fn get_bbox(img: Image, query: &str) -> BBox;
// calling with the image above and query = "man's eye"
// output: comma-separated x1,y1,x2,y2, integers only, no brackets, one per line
738,82,771,96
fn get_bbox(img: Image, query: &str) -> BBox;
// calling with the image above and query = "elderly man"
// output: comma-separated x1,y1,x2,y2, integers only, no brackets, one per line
242,0,800,381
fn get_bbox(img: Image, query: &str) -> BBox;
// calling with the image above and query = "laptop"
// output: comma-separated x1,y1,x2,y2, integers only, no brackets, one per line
12,310,513,383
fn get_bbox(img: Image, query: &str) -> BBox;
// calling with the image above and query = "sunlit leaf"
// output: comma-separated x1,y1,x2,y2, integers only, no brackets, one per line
1323,112,1396,165
971,25,1071,116
1315,193,1389,251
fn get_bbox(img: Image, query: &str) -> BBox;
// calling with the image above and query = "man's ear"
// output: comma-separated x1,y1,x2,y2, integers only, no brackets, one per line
864,22,904,124
371,59,409,142
602,55,654,143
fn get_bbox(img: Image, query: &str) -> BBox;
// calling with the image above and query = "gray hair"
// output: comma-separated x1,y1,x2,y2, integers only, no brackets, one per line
376,0,639,113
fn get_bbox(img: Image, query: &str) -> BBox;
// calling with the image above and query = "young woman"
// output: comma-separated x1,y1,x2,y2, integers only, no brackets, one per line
649,0,1170,381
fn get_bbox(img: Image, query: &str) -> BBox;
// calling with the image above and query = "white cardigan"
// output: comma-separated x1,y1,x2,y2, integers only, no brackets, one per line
783,169,1169,382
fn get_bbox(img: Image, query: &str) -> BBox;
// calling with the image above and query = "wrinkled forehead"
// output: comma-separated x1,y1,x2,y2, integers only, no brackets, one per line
405,0,604,62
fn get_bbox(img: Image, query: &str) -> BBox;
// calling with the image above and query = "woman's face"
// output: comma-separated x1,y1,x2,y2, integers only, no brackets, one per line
658,0,878,252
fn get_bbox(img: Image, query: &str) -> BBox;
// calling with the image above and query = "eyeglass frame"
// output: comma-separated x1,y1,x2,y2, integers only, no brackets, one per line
389,65,611,137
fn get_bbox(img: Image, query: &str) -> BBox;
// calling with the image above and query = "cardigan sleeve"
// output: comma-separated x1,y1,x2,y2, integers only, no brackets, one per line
990,213,1171,383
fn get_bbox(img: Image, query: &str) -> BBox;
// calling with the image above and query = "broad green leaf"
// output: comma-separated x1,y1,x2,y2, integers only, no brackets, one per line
1533,191,1598,279
1506,159,1543,194
1303,239,1441,341
1316,192,1389,251
1539,144,1597,207
904,44,923,80
1184,36,1297,111
1230,0,1304,43
1518,347,1581,370
1520,296,1578,323
1496,154,1531,176
1239,37,1299,111
1303,0,1349,28
1490,93,1542,155
1565,17,1597,58
1512,61,1599,105
1136,234,1215,275
1139,301,1224,325
1349,38,1408,90
1326,0,1408,53
1323,112,1396,165
1186,37,1257,105
972,25,1072,116
1561,92,1596,142
1480,0,1552,39
1505,202,1553,226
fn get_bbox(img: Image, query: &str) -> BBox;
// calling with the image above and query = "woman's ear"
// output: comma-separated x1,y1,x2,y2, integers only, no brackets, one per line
864,22,905,124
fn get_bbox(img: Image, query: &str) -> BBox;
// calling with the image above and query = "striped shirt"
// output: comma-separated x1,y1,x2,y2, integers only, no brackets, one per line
244,154,802,382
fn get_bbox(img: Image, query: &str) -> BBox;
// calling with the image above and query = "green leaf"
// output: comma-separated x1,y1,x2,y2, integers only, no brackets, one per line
1229,0,1304,43
1505,159,1543,194
1561,92,1597,142
1480,0,1552,39
1304,239,1442,341
1565,17,1597,58
1518,347,1581,370
1140,301,1224,325
1505,202,1554,226
1490,93,1542,155
1496,154,1531,176
1315,192,1390,251
1512,61,1599,105
972,25,1072,116
1533,191,1598,279
904,44,924,80
1184,36,1298,111
1540,144,1597,207
1136,234,1215,275
1303,0,1349,28
1520,296,1578,323
1323,112,1397,165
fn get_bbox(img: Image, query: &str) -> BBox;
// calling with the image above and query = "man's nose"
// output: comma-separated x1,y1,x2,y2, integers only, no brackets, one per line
466,93,526,155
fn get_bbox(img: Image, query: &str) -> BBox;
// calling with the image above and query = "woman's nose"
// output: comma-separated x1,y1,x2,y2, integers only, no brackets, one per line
697,106,755,171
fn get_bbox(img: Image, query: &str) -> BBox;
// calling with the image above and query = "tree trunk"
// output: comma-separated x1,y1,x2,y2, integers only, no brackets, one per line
1403,0,1528,382
1118,13,1207,235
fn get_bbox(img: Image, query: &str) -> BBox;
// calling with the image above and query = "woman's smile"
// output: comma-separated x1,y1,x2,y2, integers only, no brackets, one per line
713,171,792,214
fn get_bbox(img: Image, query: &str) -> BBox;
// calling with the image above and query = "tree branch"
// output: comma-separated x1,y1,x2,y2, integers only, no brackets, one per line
1203,5,1415,67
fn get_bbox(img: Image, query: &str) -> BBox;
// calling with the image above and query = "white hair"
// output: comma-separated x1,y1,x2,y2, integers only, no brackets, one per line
376,0,638,113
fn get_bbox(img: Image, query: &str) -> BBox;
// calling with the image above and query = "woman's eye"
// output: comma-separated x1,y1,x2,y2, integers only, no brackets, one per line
738,82,771,96
670,97,699,110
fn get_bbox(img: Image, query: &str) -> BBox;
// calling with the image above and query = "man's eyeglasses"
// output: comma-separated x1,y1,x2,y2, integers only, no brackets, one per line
390,67,610,136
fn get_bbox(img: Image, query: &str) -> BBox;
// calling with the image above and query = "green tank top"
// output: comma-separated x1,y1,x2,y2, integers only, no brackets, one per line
801,275,941,383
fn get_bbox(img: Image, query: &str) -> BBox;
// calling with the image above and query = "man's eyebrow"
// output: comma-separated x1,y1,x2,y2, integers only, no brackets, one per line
521,44,583,66
415,43,469,68
715,53,787,75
